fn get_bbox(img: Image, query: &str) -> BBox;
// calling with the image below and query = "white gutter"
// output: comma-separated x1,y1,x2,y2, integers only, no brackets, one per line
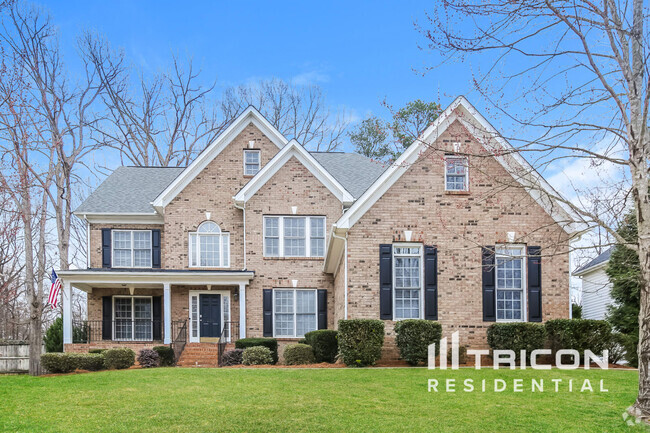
233,200,246,270
331,228,348,320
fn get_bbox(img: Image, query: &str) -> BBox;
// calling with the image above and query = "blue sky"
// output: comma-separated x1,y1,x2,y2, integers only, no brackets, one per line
41,0,474,132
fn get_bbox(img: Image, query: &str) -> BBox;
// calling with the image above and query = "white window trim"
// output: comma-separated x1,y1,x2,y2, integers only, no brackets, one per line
272,288,318,338
188,290,232,343
111,230,153,269
188,223,231,269
112,295,153,341
495,244,527,323
392,243,424,320
263,215,326,258
444,155,469,192
243,149,261,176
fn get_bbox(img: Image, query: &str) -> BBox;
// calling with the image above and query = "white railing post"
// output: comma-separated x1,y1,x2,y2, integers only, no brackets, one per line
62,281,72,346
163,283,172,344
239,282,246,339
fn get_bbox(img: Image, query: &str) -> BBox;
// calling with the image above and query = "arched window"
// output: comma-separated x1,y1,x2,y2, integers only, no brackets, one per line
189,221,230,267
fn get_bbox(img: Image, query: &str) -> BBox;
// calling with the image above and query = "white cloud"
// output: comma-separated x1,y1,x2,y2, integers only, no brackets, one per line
291,70,330,86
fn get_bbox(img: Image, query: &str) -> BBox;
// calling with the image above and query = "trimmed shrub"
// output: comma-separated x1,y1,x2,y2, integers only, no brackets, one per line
104,348,136,370
487,323,546,362
337,319,385,367
304,330,338,363
283,344,315,365
69,353,105,371
153,346,175,366
394,319,442,366
545,319,612,359
221,349,244,366
137,349,160,368
43,318,63,353
242,346,273,366
235,338,278,364
88,349,106,354
41,353,74,373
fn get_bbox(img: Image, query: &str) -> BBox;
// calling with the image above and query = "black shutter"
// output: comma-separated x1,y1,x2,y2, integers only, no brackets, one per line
152,296,162,340
317,289,327,329
263,289,273,337
527,246,542,322
424,245,438,320
482,246,496,322
152,230,161,268
102,296,112,340
101,229,111,268
379,244,393,320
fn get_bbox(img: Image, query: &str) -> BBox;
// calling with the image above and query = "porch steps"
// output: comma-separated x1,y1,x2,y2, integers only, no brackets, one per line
176,343,236,368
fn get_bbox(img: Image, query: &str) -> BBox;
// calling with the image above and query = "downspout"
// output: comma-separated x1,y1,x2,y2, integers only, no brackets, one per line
233,201,246,270
332,228,348,320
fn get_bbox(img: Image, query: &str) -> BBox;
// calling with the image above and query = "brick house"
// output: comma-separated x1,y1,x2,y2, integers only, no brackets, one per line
58,96,582,363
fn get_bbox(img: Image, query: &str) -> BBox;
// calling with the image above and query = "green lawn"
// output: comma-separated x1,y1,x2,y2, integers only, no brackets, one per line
0,367,644,432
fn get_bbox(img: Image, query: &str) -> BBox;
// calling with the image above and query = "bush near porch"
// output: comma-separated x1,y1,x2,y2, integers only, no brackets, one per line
394,319,442,366
235,338,278,364
337,319,385,367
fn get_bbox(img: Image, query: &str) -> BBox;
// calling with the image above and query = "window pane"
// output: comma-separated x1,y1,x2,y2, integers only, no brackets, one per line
199,235,220,266
394,257,420,288
310,217,325,257
133,231,151,249
134,298,152,340
264,217,279,256
222,234,230,267
133,249,151,267
190,233,197,267
274,290,295,337
284,217,306,256
113,249,132,267
113,231,131,249
496,290,522,320
244,151,260,175
445,158,467,191
191,296,198,338
114,298,132,340
395,289,420,319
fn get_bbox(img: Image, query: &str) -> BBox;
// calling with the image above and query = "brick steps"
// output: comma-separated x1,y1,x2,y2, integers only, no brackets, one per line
176,342,237,367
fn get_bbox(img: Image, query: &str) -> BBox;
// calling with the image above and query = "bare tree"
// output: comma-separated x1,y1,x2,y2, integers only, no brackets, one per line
221,78,349,152
419,0,649,417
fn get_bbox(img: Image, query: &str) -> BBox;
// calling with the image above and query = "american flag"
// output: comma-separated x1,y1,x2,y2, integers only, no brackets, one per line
48,269,62,309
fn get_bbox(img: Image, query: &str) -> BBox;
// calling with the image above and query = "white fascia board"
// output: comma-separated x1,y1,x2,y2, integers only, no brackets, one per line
234,140,354,206
573,260,610,277
152,107,288,209
335,96,586,236
75,212,164,225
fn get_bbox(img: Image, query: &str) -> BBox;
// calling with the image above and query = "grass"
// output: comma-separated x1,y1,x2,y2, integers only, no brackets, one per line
0,367,644,432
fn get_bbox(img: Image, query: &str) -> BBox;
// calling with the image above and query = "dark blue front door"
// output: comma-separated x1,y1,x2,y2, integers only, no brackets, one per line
200,294,221,338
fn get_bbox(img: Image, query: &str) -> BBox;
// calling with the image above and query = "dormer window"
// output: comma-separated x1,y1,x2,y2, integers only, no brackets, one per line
445,156,469,191
244,150,261,176
189,221,230,268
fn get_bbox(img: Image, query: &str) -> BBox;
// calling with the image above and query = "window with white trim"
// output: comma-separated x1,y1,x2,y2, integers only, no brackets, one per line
393,245,423,320
273,289,317,338
113,296,152,341
112,230,152,268
263,216,326,258
496,246,525,321
445,156,469,191
244,150,261,175
189,221,230,267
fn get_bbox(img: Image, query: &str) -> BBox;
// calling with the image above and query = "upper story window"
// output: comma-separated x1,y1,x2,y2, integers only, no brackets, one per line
244,150,261,176
263,216,326,258
495,245,525,321
445,156,468,191
113,230,152,268
189,221,230,268
393,245,423,320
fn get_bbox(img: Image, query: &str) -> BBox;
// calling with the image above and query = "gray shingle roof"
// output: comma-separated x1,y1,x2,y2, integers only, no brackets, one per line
75,166,184,214
575,248,612,274
310,152,388,199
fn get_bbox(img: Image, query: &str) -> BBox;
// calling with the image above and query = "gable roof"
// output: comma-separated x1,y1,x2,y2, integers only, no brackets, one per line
333,96,586,235
574,248,612,276
233,140,356,205
311,152,387,199
75,167,184,215
152,106,288,210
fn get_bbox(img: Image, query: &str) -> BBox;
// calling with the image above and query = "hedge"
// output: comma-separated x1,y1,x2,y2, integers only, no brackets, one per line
242,346,274,365
303,330,338,363
337,319,385,367
283,343,315,365
41,353,105,373
545,319,612,357
104,348,136,369
235,338,278,364
221,349,244,366
394,319,442,366
153,346,175,366
486,323,546,362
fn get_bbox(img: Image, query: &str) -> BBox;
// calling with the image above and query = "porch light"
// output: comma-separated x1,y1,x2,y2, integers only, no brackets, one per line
233,287,239,302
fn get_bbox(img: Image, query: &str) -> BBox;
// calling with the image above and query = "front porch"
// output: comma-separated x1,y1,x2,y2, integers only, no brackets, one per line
57,269,254,362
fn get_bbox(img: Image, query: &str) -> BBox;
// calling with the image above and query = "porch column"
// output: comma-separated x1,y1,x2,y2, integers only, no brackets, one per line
239,282,246,338
163,283,172,344
62,281,72,345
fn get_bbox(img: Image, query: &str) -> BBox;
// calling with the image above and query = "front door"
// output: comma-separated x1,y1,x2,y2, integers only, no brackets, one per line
199,294,221,338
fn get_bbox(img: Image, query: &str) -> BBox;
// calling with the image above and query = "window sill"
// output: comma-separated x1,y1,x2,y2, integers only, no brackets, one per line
444,190,471,195
188,267,232,270
263,257,324,261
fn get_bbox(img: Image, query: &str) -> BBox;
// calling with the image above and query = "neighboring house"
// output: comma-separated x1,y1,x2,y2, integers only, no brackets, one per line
58,96,582,362
574,248,613,320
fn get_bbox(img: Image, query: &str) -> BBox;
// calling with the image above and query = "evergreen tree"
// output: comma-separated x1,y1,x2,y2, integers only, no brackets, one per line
606,211,640,367
43,317,63,353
